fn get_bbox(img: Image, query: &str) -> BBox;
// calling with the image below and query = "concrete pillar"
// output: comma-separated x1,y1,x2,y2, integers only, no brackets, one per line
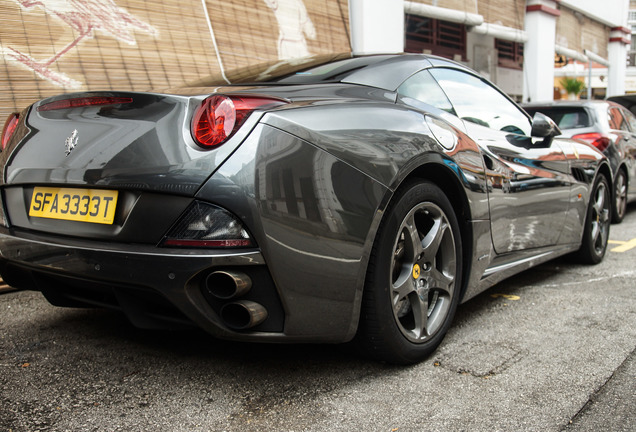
349,0,404,54
523,0,560,103
607,27,630,97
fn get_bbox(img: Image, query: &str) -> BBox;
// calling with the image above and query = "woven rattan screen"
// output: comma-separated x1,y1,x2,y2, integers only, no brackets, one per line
557,5,609,60
410,0,525,31
477,0,525,31
0,0,350,122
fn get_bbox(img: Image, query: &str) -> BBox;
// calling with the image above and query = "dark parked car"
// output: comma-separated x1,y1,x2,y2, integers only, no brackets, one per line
523,100,636,223
607,94,636,116
0,54,612,364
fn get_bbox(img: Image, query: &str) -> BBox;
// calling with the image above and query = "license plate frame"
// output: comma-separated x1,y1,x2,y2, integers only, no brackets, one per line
29,187,118,225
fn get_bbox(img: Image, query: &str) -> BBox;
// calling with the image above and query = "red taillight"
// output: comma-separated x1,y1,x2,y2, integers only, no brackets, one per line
572,132,611,152
1,112,20,150
192,95,236,148
37,96,133,112
192,95,286,149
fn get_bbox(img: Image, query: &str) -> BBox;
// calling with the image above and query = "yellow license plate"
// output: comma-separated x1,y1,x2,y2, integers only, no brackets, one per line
29,187,118,225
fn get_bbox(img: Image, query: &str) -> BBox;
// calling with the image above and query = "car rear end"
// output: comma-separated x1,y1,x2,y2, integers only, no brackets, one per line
523,102,608,147
0,91,295,338
523,100,636,222
0,54,440,344
522,101,626,172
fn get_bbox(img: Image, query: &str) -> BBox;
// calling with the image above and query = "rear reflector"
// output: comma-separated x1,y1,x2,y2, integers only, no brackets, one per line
37,96,133,112
0,194,9,227
192,95,286,149
1,112,20,150
572,132,611,152
162,201,253,248
163,238,252,248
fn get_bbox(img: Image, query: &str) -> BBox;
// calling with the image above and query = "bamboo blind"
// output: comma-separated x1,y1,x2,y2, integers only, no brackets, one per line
209,0,350,70
0,0,350,123
412,0,479,14
476,0,525,31
411,0,525,30
557,5,609,60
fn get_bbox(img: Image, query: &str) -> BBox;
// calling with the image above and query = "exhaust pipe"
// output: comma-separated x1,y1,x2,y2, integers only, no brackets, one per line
220,300,268,330
205,271,251,300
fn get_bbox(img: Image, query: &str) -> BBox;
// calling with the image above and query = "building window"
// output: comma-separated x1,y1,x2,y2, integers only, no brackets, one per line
629,33,636,67
496,39,524,69
405,14,466,61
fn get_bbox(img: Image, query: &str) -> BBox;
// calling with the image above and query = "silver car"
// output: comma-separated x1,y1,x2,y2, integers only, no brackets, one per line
523,100,636,223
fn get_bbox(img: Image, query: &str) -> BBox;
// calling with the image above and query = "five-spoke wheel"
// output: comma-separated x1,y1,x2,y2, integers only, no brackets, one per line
390,202,456,343
612,169,628,224
576,174,611,264
357,180,462,364
358,173,611,364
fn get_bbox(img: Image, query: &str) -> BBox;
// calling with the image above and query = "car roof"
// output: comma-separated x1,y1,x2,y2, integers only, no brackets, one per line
607,95,636,115
185,53,476,92
341,53,474,91
522,100,610,109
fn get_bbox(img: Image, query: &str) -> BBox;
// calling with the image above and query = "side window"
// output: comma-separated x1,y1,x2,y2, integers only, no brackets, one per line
397,70,456,115
621,108,636,132
608,107,630,132
429,68,532,136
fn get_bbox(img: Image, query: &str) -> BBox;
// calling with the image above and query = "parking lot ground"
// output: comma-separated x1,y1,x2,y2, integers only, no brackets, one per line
1,205,635,432
565,346,635,432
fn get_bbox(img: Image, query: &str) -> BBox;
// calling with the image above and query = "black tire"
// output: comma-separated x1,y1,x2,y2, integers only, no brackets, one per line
356,180,462,364
576,174,611,264
611,169,628,224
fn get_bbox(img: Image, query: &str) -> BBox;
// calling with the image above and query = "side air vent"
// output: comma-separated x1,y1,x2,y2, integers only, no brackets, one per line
571,168,588,183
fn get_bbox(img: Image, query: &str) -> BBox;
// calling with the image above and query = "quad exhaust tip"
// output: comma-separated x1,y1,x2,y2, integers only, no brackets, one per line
220,300,268,330
205,270,252,300
204,271,268,329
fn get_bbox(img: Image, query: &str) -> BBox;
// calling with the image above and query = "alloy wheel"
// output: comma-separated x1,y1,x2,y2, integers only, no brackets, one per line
590,180,610,256
613,170,627,223
390,202,456,343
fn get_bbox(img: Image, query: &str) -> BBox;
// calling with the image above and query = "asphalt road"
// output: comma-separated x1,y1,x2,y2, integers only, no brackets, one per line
1,206,635,432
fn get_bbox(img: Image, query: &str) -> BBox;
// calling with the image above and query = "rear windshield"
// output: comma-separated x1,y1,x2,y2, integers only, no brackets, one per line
523,107,593,129
186,53,393,87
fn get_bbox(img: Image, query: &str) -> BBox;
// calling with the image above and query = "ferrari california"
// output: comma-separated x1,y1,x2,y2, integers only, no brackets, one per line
0,53,612,364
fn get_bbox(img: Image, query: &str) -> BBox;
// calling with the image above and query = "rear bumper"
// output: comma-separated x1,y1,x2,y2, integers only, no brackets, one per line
0,228,293,340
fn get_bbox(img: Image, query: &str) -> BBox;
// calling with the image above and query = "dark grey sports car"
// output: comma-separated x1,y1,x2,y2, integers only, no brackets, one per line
0,53,612,364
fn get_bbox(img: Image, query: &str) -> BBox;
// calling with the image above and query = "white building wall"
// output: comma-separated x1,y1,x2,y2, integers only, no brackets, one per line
466,31,524,100
347,1,629,97
560,0,629,28
559,0,629,98
497,68,525,99
350,0,404,54
466,32,496,79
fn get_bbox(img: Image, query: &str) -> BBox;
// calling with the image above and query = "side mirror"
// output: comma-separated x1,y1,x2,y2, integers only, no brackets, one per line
530,112,562,138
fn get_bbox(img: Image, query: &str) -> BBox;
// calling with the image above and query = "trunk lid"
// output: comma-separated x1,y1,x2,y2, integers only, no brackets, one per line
1,91,231,195
0,91,268,242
